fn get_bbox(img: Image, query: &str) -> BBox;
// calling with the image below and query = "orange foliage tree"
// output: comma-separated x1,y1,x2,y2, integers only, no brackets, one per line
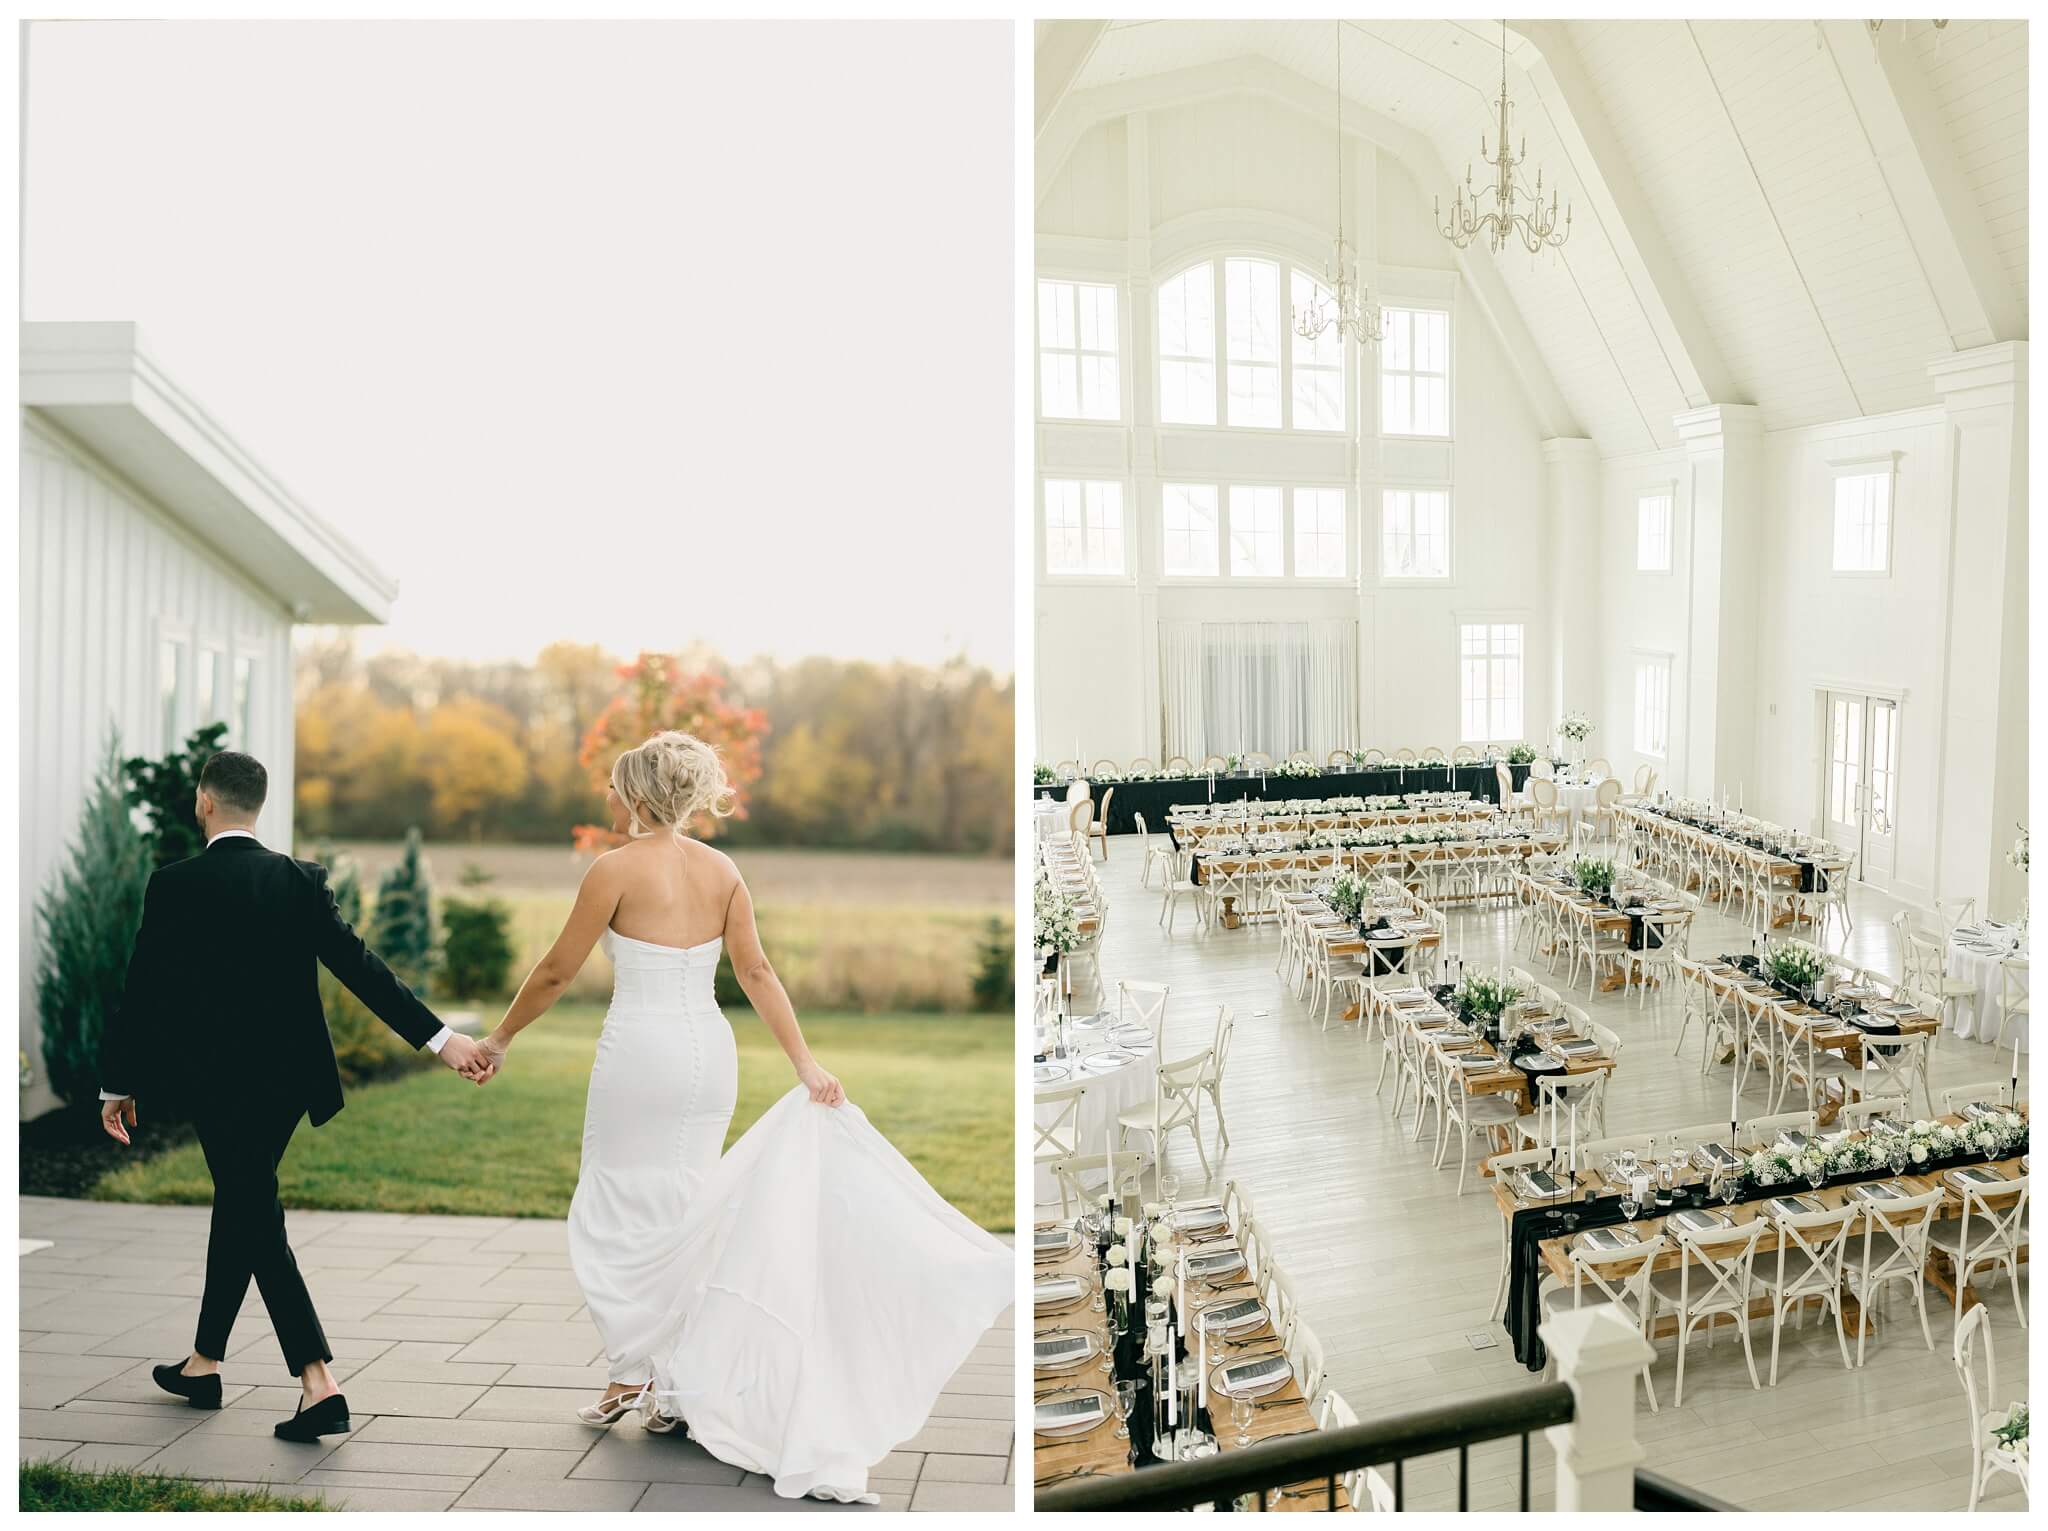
572,653,768,852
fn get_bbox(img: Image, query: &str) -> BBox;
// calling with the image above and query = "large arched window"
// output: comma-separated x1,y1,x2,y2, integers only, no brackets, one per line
1156,256,1345,433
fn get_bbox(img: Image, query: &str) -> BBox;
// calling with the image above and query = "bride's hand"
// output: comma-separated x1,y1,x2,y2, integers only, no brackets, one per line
476,1031,510,1078
798,1062,844,1108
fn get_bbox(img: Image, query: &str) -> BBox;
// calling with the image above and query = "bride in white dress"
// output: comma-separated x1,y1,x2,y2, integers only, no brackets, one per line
473,732,1012,1503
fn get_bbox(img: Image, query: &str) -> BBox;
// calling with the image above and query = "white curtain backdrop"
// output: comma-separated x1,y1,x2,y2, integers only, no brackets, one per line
1160,620,1357,762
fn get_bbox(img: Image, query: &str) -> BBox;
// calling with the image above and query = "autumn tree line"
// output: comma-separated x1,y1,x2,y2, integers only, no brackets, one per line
293,638,1014,855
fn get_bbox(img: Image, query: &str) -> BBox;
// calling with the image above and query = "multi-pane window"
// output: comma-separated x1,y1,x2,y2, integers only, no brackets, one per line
233,655,256,748
1037,279,1120,421
1294,487,1347,578
1162,483,1220,576
1637,491,1673,572
1633,655,1671,758
1044,479,1126,576
1289,270,1345,430
1381,489,1450,580
198,649,224,726
1228,486,1284,576
1459,623,1524,742
1380,306,1450,436
1158,267,1217,426
1223,258,1281,427
1832,470,1891,573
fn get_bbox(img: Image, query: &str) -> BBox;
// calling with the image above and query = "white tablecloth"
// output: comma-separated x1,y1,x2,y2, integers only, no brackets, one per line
1031,1020,1154,1204
1032,798,1064,842
1554,784,1601,841
1945,929,2030,1053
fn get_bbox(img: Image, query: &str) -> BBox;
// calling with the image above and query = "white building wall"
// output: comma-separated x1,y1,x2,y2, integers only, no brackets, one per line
19,412,298,1117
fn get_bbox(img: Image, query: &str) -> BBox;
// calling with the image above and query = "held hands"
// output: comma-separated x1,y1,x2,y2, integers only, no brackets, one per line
439,1033,497,1085
797,1060,845,1108
101,1096,137,1146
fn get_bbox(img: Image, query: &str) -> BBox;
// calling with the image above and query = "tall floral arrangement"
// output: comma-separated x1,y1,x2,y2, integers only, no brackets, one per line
1035,877,1082,954
573,653,768,852
1556,713,1594,745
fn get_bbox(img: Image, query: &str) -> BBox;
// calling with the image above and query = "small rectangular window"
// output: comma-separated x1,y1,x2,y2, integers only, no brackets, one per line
1038,279,1120,421
1228,485,1284,576
1832,470,1891,573
159,640,185,752
1382,489,1451,580
1158,265,1217,426
1293,487,1347,578
1224,258,1281,427
1380,307,1450,436
1043,480,1126,576
1162,483,1220,576
1633,654,1671,758
1637,491,1673,572
1458,622,1524,742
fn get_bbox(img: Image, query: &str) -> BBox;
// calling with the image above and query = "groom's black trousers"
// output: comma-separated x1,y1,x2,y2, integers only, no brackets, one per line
192,1098,331,1375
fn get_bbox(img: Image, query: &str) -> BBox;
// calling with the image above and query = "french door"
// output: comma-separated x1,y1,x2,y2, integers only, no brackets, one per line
1819,691,1898,887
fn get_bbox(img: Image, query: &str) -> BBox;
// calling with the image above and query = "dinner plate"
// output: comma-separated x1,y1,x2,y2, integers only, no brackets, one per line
1034,1389,1109,1438
1033,1328,1100,1373
1195,1296,1269,1337
1033,1274,1089,1309
1033,1063,1071,1084
1171,1204,1229,1235
1107,1024,1154,1049
1212,1353,1293,1400
1079,1048,1140,1074
1034,1225,1081,1263
1184,1243,1248,1281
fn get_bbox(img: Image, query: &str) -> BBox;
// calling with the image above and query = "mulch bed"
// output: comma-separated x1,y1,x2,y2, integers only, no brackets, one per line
19,1105,199,1200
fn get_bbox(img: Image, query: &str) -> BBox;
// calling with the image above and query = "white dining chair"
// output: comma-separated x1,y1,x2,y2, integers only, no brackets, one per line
1757,1204,1858,1386
1928,1174,2029,1331
1033,1082,1090,1216
1846,1185,1944,1368
1647,1220,1768,1408
1953,1304,2030,1511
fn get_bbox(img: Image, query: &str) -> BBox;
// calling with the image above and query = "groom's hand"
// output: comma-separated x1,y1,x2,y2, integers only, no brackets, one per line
438,1034,494,1085
101,1096,137,1146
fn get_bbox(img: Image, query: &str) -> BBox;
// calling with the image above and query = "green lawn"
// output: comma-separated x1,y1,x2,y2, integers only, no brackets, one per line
92,1006,1012,1231
20,1461,329,1511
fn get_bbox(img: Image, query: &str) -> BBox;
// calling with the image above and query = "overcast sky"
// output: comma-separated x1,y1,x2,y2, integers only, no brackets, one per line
24,19,1014,670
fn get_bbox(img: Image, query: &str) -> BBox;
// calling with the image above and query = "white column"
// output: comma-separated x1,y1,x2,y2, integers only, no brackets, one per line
1539,1305,1655,1512
1542,438,1600,750
1929,342,2028,918
1674,404,1763,802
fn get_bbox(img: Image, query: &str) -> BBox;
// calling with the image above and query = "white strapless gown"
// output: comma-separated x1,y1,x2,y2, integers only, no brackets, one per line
566,930,1013,1503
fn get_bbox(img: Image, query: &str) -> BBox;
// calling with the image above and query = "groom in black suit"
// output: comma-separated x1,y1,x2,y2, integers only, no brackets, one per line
98,750,495,1442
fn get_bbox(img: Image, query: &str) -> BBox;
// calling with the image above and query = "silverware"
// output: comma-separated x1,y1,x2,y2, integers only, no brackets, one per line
1037,1467,1098,1489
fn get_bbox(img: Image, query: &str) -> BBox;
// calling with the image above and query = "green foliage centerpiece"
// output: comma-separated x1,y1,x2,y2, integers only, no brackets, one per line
1034,876,1081,956
1571,857,1616,898
1761,937,1828,996
1454,973,1522,1044
1033,762,1058,785
1325,869,1368,923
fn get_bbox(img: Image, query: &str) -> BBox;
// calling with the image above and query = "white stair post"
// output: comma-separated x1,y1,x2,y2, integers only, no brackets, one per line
1539,1304,1655,1511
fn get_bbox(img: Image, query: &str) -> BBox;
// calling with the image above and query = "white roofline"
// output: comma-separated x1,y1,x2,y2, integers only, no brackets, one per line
20,321,399,624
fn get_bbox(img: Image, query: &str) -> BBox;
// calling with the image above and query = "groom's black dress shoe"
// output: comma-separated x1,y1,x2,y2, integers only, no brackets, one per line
151,1362,222,1410
274,1392,351,1442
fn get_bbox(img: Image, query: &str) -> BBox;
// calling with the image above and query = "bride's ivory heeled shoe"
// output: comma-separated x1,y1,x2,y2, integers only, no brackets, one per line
577,1386,649,1427
641,1397,682,1434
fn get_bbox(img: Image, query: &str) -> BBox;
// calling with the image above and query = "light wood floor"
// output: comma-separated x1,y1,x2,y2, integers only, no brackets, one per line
1054,837,2028,1512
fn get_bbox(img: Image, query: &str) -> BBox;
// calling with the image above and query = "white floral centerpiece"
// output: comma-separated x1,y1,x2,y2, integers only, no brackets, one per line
1323,869,1368,922
1273,758,1319,779
1035,877,1082,956
2008,824,2029,930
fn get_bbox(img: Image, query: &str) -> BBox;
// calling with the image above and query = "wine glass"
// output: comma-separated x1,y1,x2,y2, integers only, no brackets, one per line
1113,1380,1138,1440
1231,1391,1255,1449
1886,1128,1910,1176
1804,1156,1827,1194
1160,1170,1182,1219
1721,1168,1742,1208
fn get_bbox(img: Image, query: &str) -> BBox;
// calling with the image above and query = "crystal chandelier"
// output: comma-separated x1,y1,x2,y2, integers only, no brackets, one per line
1436,20,1571,257
1294,23,1381,346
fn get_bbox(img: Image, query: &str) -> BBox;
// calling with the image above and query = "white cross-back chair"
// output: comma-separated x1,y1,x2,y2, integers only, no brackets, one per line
1539,1234,1664,1411
1928,1174,2029,1331
1757,1204,1859,1386
1647,1220,1768,1408
1953,1304,2030,1511
1846,1185,1944,1368
1033,1082,1090,1216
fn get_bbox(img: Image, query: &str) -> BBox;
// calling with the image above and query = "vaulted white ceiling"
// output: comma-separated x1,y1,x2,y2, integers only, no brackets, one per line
1041,19,2027,456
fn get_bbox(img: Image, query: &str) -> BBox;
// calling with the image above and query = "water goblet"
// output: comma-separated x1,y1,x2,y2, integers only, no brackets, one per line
1618,1187,1639,1221
1160,1170,1182,1215
1113,1380,1138,1440
1231,1392,1255,1449
1721,1169,1742,1208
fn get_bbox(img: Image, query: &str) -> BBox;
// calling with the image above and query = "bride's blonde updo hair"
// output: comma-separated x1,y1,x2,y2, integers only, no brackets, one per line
610,731,735,841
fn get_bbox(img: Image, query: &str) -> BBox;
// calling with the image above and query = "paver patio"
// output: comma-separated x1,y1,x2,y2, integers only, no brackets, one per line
19,1196,1015,1511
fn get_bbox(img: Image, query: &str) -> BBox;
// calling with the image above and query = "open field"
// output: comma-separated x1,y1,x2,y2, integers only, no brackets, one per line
324,841,1012,906
91,1005,1012,1231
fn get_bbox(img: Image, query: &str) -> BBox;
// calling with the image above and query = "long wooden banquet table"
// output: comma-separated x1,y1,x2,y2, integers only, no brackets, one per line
1034,761,1531,834
1493,1117,2028,1370
1622,803,1843,927
1033,1212,1345,1509
1192,833,1565,928
1360,983,1621,1112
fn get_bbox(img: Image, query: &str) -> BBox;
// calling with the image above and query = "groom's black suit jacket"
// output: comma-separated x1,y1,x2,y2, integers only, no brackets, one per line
100,836,442,1126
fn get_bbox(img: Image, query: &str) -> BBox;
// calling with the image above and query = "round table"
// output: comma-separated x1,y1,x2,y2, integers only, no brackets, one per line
1031,1017,1154,1204
1944,927,2029,1053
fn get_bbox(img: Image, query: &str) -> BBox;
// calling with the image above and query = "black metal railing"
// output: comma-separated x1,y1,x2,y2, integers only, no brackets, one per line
1633,1469,1737,1511
1034,1382,1576,1511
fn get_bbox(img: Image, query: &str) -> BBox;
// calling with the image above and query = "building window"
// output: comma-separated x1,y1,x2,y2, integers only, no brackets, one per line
1289,271,1345,431
1044,479,1126,576
159,639,185,751
1832,469,1891,573
1294,487,1347,578
1162,483,1220,576
1223,257,1281,428
233,655,257,748
1158,266,1216,426
1459,623,1524,742
1037,279,1120,421
1637,491,1673,572
198,648,224,727
1633,654,1671,759
1380,306,1450,437
1382,489,1450,580
1228,485,1284,576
